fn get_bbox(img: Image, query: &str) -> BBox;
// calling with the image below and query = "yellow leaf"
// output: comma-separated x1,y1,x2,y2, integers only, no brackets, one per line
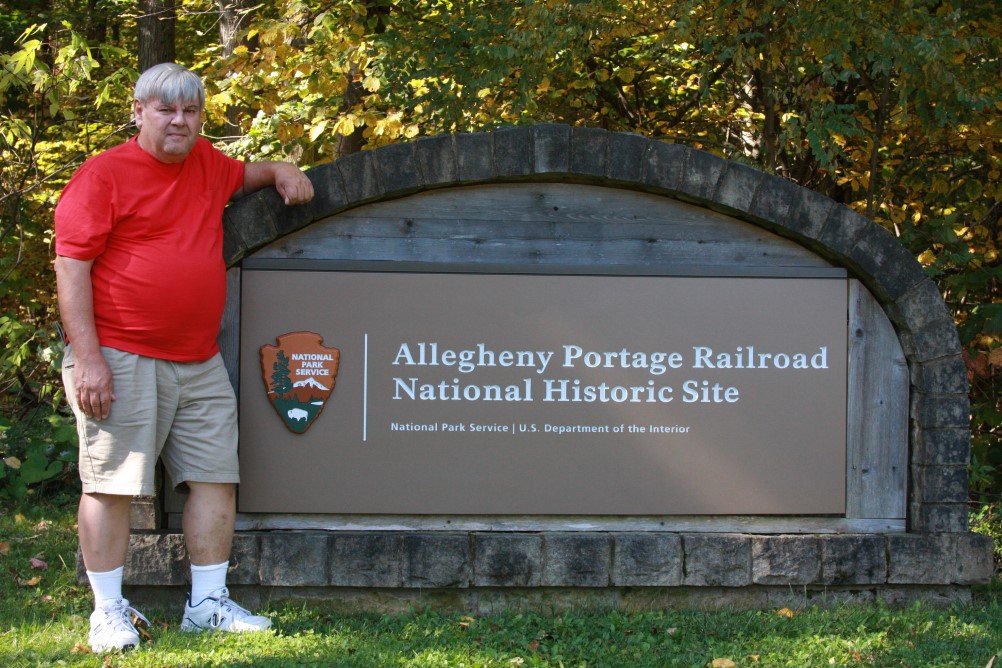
309,119,328,142
712,659,736,668
776,607,796,618
362,75,381,92
618,67,636,84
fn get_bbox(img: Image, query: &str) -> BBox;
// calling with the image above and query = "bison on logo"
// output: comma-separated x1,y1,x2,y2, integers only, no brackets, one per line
260,332,340,434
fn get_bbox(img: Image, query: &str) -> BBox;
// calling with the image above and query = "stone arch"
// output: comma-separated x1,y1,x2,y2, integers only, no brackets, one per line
222,124,969,534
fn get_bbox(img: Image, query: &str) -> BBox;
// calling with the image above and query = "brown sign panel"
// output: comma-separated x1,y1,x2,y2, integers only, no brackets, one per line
238,270,848,515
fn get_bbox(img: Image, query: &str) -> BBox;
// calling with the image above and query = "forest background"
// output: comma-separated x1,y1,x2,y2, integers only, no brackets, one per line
1,0,1000,534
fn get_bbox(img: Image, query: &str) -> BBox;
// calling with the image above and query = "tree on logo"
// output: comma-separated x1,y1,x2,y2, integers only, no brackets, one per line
270,350,293,398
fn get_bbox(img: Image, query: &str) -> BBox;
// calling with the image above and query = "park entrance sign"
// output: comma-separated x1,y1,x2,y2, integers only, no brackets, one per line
239,269,848,515
125,125,991,609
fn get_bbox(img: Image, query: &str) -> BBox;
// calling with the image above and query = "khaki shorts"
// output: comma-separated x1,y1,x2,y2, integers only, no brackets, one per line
63,346,240,496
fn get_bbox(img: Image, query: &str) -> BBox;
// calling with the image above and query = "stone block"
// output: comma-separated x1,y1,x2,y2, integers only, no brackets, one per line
683,534,751,587
643,140,688,193
906,319,963,361
302,161,349,220
712,161,765,214
606,131,649,183
272,195,316,238
541,533,611,587
783,186,835,243
916,500,972,532
330,533,404,587
887,534,955,584
532,123,571,174
890,532,994,586
404,533,471,588
222,220,248,266
952,532,996,584
751,536,821,585
818,205,869,260
569,126,609,178
229,190,279,251
227,533,260,585
337,150,382,203
819,535,886,585
915,465,970,504
260,532,329,586
911,355,968,395
413,134,458,185
373,141,423,195
878,586,971,607
455,132,495,182
887,278,951,331
806,588,876,607
473,533,542,587
493,126,533,178
912,393,970,430
911,427,971,466
847,224,926,302
611,533,682,586
747,174,804,230
130,496,160,530
676,149,726,203
125,533,188,586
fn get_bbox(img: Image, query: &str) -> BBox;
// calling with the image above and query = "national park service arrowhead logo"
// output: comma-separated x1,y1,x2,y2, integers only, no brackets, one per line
260,332,340,434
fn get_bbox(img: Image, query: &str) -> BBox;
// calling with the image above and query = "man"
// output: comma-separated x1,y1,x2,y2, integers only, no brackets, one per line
54,62,314,653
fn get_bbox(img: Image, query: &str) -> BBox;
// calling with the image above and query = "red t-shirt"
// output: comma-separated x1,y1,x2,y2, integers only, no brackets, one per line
55,136,245,362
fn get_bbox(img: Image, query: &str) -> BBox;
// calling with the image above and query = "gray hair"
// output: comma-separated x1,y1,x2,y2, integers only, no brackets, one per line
134,62,205,108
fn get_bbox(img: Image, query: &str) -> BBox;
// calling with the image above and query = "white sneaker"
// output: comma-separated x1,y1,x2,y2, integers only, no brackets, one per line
180,587,272,633
88,598,149,652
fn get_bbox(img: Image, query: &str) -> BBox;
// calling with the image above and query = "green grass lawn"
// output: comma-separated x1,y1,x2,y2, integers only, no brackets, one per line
2,497,999,668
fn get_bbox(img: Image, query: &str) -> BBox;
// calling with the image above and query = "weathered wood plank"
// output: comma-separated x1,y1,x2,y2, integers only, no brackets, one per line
846,279,909,519
262,183,830,268
225,514,905,534
255,236,827,269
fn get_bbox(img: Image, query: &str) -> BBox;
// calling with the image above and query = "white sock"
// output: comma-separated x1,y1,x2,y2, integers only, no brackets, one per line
87,566,124,608
190,561,228,604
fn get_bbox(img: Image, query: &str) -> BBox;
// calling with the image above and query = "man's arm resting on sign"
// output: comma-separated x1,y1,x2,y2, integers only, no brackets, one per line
54,255,115,420
235,161,314,205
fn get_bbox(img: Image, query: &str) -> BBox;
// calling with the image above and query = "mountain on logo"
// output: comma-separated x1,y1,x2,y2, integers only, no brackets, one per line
294,377,329,391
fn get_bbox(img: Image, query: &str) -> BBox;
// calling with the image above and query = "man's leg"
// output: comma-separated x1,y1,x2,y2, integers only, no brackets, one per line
179,481,271,633
182,481,235,566
78,492,132,571
78,492,149,652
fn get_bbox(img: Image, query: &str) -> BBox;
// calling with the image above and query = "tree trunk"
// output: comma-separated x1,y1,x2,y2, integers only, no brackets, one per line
216,0,256,135
137,0,176,72
334,0,393,158
217,0,254,56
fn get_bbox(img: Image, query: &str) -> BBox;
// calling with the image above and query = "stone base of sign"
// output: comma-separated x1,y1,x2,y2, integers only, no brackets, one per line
115,583,978,616
90,529,994,612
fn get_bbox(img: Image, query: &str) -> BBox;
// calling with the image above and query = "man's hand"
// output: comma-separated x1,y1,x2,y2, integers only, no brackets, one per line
272,162,314,206
239,161,315,205
71,350,116,420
